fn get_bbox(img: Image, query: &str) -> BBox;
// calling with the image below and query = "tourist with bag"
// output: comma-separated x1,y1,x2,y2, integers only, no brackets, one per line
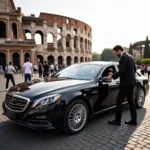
5,62,16,91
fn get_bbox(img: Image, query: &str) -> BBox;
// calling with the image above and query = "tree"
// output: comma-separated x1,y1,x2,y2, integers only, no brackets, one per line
92,52,100,61
128,43,133,56
100,49,118,61
143,36,150,58
132,39,150,59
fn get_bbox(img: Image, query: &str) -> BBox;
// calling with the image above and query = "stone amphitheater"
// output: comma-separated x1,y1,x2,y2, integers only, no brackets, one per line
0,0,92,67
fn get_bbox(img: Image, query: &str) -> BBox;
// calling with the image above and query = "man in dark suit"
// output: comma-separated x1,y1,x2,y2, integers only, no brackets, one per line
107,45,137,125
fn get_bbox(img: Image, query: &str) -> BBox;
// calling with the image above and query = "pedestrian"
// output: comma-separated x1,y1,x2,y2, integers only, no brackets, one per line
22,58,33,82
108,45,137,126
146,64,150,80
38,63,43,78
43,61,50,78
33,64,38,74
50,63,54,75
5,62,16,91
140,64,145,75
55,64,59,73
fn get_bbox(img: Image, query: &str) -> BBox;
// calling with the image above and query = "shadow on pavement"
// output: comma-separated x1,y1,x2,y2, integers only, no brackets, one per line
0,105,146,150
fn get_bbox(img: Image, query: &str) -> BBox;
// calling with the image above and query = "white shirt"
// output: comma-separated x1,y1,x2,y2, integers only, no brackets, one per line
34,65,38,69
50,64,54,70
5,65,15,74
23,62,33,74
147,66,150,72
56,66,58,70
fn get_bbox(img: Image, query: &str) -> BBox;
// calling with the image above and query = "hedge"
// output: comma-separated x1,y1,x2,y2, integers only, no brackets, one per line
136,58,150,65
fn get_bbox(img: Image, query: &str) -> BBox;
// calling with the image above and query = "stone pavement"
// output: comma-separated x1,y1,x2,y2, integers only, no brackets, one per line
0,74,150,150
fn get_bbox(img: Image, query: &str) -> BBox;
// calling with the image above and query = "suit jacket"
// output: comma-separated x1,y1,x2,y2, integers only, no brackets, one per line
112,52,136,87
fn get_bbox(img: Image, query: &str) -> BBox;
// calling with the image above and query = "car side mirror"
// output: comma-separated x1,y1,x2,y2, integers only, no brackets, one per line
101,77,112,83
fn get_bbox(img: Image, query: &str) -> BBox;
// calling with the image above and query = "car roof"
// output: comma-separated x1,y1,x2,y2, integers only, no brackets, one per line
79,61,119,66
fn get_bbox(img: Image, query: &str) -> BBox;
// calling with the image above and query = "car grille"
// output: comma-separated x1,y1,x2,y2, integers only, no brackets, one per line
5,94,30,112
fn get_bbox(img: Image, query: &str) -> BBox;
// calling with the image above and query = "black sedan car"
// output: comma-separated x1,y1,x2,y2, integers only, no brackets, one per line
2,62,149,134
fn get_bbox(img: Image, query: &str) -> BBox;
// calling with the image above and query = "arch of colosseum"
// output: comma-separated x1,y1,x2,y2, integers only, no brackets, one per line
0,0,92,68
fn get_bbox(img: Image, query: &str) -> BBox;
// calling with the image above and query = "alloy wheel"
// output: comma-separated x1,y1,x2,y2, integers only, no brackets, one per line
68,103,87,132
137,90,145,107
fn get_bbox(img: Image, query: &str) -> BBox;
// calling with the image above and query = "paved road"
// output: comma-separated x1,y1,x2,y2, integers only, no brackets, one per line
0,74,150,150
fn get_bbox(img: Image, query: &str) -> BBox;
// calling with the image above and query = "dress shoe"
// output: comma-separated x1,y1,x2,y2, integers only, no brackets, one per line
125,120,137,125
108,120,121,125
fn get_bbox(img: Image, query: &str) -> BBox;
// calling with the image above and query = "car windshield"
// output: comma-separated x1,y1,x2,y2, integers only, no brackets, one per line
54,64,101,80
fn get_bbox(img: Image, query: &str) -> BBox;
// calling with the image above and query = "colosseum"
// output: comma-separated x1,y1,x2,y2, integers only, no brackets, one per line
0,0,92,68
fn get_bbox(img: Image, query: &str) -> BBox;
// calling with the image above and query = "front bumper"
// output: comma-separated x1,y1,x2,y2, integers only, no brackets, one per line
2,102,64,130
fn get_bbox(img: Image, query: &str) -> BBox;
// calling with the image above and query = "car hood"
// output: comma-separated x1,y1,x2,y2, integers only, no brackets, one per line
8,78,91,99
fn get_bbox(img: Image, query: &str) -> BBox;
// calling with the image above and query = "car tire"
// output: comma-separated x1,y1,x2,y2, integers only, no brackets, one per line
64,100,89,134
135,88,145,108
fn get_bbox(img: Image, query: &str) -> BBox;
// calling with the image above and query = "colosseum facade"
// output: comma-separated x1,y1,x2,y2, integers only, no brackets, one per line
0,0,92,68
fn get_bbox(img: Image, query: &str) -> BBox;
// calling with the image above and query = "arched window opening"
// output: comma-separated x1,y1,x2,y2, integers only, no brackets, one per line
48,55,54,65
66,56,71,66
80,38,83,49
85,39,88,50
73,29,77,35
66,19,70,24
47,33,54,50
35,31,44,45
25,30,32,39
13,53,20,67
74,56,78,63
58,56,63,65
57,34,62,47
66,34,71,48
0,21,6,38
0,52,6,66
12,23,17,39
74,36,78,48
80,57,84,62
57,28,62,33
85,57,87,62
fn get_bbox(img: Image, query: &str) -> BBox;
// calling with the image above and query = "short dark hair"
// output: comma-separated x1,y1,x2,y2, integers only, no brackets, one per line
9,62,12,65
113,45,123,52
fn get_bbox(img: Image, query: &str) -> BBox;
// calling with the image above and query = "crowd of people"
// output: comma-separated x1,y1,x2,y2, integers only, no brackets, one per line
140,64,150,80
2,58,66,90
2,57,150,91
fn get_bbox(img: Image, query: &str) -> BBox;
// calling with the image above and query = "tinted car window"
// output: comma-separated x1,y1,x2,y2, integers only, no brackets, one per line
54,64,101,80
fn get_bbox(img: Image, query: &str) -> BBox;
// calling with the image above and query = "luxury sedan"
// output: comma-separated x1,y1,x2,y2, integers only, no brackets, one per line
2,62,149,134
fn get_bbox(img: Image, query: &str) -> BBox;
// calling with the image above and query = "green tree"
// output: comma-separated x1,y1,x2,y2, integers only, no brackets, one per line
92,52,100,61
128,43,133,56
143,36,150,58
100,49,118,61
132,39,150,59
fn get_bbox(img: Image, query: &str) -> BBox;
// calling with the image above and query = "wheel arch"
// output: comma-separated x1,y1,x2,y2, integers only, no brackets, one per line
67,96,93,116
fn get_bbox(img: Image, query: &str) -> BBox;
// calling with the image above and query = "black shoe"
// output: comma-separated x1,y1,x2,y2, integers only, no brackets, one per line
125,120,137,125
108,120,121,125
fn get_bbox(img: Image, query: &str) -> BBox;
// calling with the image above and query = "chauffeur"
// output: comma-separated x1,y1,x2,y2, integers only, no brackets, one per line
107,45,137,125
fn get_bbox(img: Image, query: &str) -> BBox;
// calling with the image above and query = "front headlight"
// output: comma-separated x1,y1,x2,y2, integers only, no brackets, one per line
32,94,61,109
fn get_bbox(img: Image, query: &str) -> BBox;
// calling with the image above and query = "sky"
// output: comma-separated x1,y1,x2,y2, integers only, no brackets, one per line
14,0,150,53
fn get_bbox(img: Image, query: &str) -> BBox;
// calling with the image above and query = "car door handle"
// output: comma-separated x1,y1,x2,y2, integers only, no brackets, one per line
115,81,120,84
